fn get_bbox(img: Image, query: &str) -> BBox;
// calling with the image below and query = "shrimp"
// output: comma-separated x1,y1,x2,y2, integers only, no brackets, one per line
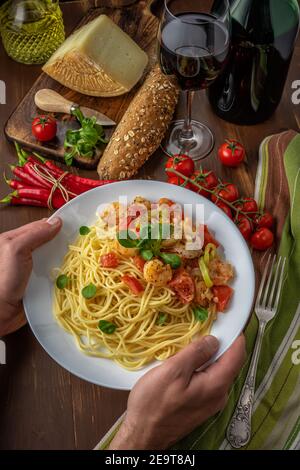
143,259,173,287
171,242,202,259
195,280,214,307
113,240,139,258
209,258,234,286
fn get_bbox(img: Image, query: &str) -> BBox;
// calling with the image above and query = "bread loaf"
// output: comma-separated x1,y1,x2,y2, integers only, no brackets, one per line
97,66,179,179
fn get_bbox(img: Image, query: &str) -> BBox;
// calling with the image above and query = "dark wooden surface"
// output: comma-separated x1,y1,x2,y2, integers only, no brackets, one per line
5,2,158,168
0,0,299,450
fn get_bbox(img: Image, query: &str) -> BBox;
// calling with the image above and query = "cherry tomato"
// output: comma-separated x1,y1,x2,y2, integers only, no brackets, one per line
99,252,119,268
165,154,195,178
218,139,246,167
168,269,195,304
216,201,233,219
203,225,220,248
236,215,253,241
168,175,191,189
32,115,57,142
254,212,274,229
122,275,144,295
235,198,258,217
211,183,239,203
250,228,274,251
190,169,218,198
133,255,146,273
212,286,233,312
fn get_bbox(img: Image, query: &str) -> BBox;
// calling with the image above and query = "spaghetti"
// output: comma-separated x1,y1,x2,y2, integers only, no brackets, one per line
54,197,233,370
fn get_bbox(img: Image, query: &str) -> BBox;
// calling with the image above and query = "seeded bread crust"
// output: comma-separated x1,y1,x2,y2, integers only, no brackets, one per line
97,66,179,180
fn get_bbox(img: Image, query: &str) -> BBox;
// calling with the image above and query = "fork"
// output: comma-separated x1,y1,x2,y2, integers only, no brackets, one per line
226,254,286,449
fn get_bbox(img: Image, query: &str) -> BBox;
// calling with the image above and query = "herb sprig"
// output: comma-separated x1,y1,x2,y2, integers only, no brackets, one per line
64,108,107,166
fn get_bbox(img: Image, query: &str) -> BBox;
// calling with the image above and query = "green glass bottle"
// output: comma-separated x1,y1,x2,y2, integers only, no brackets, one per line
0,0,65,65
208,0,300,124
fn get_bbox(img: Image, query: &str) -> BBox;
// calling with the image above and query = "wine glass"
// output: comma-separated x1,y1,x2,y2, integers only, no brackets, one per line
157,0,231,160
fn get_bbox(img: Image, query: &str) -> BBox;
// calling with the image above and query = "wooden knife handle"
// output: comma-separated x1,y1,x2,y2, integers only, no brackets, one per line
35,89,74,114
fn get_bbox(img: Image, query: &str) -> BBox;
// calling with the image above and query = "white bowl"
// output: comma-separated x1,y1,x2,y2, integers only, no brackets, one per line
24,180,255,390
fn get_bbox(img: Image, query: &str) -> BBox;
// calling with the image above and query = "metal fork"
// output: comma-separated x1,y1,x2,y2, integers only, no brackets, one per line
226,254,287,449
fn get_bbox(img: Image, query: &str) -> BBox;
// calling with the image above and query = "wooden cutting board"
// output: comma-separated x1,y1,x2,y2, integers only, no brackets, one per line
4,2,159,169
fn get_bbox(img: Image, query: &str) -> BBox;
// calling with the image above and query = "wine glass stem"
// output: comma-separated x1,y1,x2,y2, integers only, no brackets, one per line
180,91,194,141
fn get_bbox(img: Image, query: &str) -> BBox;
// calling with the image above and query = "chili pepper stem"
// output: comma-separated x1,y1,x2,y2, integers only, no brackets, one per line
0,193,13,203
167,168,253,222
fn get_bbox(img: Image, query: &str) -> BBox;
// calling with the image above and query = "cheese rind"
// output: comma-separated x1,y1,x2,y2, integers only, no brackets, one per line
43,15,149,97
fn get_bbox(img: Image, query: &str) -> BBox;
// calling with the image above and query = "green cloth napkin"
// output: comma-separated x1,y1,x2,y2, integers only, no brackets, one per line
174,130,300,450
96,130,300,450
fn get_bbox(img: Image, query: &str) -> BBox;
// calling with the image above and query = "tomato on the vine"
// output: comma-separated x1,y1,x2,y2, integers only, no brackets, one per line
250,228,274,251
168,175,191,189
254,212,274,230
32,115,57,142
211,183,239,203
235,198,258,217
190,169,218,198
216,201,233,219
218,139,246,167
236,215,253,241
165,154,195,178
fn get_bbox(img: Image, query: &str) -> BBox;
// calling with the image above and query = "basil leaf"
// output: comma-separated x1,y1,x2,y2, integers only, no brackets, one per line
160,253,182,269
193,306,209,323
79,226,90,235
56,274,69,290
117,230,138,248
82,283,97,299
98,320,116,335
140,249,153,261
157,313,168,326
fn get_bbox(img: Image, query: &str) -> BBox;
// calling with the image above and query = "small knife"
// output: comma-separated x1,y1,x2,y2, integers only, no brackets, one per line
34,89,116,127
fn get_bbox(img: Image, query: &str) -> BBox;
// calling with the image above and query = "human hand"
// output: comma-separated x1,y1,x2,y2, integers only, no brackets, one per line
0,217,62,336
109,335,246,450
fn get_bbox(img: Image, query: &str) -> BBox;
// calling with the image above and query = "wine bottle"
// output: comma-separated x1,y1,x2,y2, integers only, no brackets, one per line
208,0,300,125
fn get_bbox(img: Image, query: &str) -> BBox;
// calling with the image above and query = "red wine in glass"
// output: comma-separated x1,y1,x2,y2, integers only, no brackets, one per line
158,1,231,161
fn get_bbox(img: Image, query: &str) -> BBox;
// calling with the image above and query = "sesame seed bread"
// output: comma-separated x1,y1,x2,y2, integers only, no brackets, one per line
97,66,179,180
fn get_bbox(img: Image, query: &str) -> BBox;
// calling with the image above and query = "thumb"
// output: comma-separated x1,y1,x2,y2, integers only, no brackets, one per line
14,217,62,251
166,335,219,384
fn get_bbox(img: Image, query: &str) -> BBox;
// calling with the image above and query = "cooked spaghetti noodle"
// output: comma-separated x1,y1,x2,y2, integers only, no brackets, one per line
54,197,233,370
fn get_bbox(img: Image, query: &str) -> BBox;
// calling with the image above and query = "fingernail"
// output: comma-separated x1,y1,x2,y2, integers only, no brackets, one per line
202,335,219,354
47,217,61,226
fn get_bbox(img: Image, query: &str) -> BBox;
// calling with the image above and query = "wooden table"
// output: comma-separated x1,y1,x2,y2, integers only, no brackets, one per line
0,0,299,450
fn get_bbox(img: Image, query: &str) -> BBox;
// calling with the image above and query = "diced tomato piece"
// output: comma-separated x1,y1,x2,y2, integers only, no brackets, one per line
204,225,220,248
212,286,233,312
133,255,146,272
158,198,175,207
169,269,195,304
100,252,119,268
122,275,144,295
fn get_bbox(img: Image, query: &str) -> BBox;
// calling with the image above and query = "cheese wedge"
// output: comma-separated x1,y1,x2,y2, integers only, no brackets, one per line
42,15,149,97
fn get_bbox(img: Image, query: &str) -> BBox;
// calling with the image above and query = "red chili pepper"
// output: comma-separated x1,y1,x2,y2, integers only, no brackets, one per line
0,193,47,207
4,176,35,191
45,160,116,188
12,188,71,209
10,165,45,189
23,162,52,190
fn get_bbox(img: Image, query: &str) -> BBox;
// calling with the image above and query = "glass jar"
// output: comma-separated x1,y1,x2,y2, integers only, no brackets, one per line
0,0,65,65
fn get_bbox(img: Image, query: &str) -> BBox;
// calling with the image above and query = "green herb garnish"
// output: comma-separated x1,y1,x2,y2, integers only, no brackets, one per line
56,274,69,290
79,226,91,235
140,249,154,261
157,313,168,326
98,320,116,334
64,108,107,166
82,283,97,299
117,223,182,269
193,306,209,323
160,253,182,269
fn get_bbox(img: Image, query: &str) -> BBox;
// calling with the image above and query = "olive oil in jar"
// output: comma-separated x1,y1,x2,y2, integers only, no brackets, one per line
0,0,65,64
